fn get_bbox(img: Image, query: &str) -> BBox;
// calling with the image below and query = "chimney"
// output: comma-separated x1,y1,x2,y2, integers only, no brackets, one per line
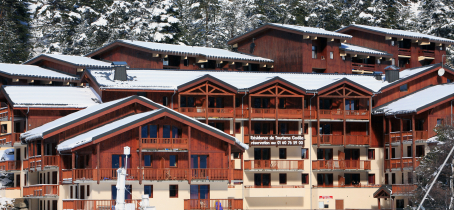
112,61,128,81
373,71,383,80
384,65,400,83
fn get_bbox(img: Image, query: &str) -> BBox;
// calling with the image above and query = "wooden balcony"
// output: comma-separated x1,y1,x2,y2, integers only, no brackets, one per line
28,156,41,170
63,199,140,210
43,155,58,167
385,158,420,170
312,184,380,188
233,169,243,180
345,110,369,120
319,110,343,119
384,131,413,143
277,109,303,119
244,160,304,170
64,168,231,182
251,108,275,118
312,160,371,170
23,159,29,170
352,62,376,72
23,184,59,197
303,109,317,118
0,133,21,147
207,108,234,118
415,131,428,140
345,135,369,145
398,48,411,56
0,160,20,171
141,138,188,150
235,109,248,118
184,199,243,210
180,107,206,118
418,49,435,58
312,135,343,145
391,184,417,196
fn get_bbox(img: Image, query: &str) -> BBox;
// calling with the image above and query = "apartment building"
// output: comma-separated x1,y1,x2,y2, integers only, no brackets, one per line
0,23,452,210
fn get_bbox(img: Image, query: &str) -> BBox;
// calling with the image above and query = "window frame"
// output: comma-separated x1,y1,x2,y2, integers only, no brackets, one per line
302,174,309,184
279,173,287,185
399,84,408,92
169,155,178,167
279,148,287,160
301,148,308,159
144,185,153,198
368,149,375,160
235,122,241,134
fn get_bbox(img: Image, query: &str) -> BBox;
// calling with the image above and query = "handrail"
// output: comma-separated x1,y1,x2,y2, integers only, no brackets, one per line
141,138,188,150
312,160,371,170
244,160,303,170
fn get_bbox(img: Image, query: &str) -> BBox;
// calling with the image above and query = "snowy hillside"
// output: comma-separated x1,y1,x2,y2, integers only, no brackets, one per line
0,0,454,64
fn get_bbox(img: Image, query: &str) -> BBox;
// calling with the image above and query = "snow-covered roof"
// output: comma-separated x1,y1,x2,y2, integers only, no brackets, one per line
337,24,454,44
373,83,454,115
88,40,274,63
0,63,79,80
20,96,135,141
267,23,352,39
380,64,447,90
340,43,392,57
25,54,111,67
88,68,388,93
2,86,101,108
57,107,248,151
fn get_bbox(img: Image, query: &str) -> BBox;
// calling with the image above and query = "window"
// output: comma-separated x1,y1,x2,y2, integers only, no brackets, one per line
190,185,209,200
191,155,208,169
416,145,425,157
279,173,287,184
278,98,286,109
208,97,215,108
399,84,408,92
169,155,177,167
144,185,153,198
392,173,396,184
172,126,181,138
408,172,413,184
180,96,186,107
329,51,334,59
279,148,287,159
317,149,333,160
111,185,132,200
396,199,404,209
317,174,333,187
416,119,425,130
184,59,189,66
345,100,359,110
70,186,73,198
368,149,375,159
279,123,288,134
141,126,148,138
235,123,241,134
303,123,308,134
254,148,270,160
368,174,375,185
391,41,395,46
312,46,317,59
302,174,309,184
392,148,396,159
163,58,169,66
144,155,152,167
385,148,389,159
233,152,240,159
187,97,195,107
163,125,171,138
87,185,90,197
163,96,168,106
169,185,178,198
150,125,157,138
254,174,271,187
345,173,360,186
235,97,240,107
407,146,412,157
301,148,308,159
437,118,444,125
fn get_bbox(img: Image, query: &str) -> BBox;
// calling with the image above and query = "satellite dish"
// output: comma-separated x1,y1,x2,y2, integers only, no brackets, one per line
438,68,445,76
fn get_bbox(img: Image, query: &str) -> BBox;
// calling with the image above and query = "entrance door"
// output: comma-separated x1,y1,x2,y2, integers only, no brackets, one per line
52,171,57,184
190,185,210,208
335,199,344,210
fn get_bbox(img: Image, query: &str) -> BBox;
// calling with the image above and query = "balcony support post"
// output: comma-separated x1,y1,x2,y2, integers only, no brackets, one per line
248,94,252,138
34,141,37,171
275,85,278,134
97,144,100,184
205,82,208,124
369,97,372,145
343,96,346,146
59,153,62,184
11,113,14,147
233,95,236,133
72,152,75,184
388,117,392,171
139,125,142,185
228,143,231,184
178,94,181,113
317,96,320,148
41,139,44,171
400,118,403,171
188,126,192,184
412,114,416,171
302,97,305,135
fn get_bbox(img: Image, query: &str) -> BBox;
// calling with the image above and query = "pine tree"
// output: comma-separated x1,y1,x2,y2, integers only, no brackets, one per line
0,0,30,63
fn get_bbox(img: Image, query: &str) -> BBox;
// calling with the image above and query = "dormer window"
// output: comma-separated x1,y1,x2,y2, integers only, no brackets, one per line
399,84,408,92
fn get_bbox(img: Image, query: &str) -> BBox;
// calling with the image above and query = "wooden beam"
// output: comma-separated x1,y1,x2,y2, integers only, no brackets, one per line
412,114,416,171
41,139,44,171
72,152,75,184
188,126,192,184
400,118,403,171
139,126,142,185
97,144,100,184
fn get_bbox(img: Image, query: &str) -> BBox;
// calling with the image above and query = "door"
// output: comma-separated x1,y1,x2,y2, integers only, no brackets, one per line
52,171,57,184
191,155,208,179
335,199,344,210
52,200,57,210
80,185,85,199
15,174,19,187
190,185,210,208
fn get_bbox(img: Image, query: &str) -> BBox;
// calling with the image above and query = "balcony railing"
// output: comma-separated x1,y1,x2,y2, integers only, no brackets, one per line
303,109,317,118
207,108,234,118
415,131,428,140
384,131,413,143
385,157,420,170
312,184,380,188
277,109,303,119
418,49,435,58
312,135,343,145
345,135,369,145
29,156,41,169
23,184,59,197
235,109,248,118
233,169,243,180
141,138,188,150
319,110,343,119
392,184,417,196
180,107,206,118
251,108,276,118
312,160,371,170
0,133,20,147
398,48,411,56
64,168,231,182
23,159,29,170
43,155,58,167
0,160,20,171
352,63,376,72
184,199,243,210
345,110,369,120
63,199,140,209
244,160,304,170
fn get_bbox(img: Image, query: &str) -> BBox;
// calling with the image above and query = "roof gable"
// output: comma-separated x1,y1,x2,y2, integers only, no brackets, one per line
0,63,79,81
24,54,110,68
